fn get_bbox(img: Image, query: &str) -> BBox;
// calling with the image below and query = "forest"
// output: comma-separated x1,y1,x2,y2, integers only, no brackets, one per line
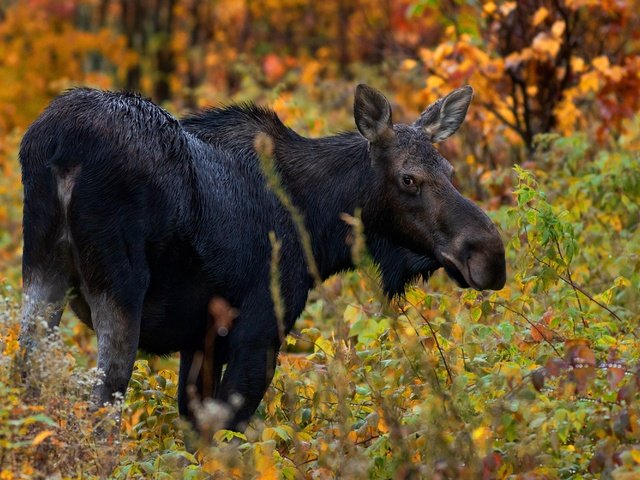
0,0,639,478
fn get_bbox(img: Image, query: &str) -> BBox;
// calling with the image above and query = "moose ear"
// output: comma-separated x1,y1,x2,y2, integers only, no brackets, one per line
415,85,473,143
354,84,394,144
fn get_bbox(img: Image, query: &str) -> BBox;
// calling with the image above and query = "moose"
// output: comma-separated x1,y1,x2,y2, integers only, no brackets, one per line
19,84,505,432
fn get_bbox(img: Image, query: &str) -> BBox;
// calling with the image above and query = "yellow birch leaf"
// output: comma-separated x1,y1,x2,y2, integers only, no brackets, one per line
593,56,610,73
377,416,389,434
607,65,625,82
452,323,464,342
532,7,549,26
532,33,560,59
551,20,566,38
401,59,417,71
426,75,445,91
484,2,497,14
571,56,586,73
578,71,600,93
433,43,453,64
418,48,434,65
629,449,640,464
500,2,517,16
32,430,54,446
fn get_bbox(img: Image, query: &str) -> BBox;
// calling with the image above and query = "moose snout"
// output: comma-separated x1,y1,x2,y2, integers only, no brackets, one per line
439,227,506,291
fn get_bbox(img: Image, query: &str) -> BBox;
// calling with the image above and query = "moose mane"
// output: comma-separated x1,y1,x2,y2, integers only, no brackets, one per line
181,104,441,297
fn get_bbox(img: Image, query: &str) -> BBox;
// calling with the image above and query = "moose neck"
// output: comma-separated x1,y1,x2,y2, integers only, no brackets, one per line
274,131,385,281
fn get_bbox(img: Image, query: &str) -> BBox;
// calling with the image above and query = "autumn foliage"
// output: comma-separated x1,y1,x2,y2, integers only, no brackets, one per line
1,0,639,478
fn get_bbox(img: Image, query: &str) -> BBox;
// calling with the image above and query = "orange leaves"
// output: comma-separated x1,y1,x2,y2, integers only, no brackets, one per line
530,308,559,343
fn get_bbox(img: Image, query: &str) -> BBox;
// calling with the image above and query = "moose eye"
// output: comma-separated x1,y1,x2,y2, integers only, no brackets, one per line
402,175,414,187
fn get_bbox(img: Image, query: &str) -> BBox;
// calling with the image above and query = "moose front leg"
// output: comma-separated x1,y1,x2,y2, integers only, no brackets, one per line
217,335,280,432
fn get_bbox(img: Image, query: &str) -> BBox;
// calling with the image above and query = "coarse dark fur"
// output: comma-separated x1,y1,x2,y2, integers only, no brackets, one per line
20,85,505,431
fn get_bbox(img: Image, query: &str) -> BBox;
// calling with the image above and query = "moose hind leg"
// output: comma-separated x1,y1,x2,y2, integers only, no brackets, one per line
87,293,143,405
20,241,74,354
70,220,149,405
20,274,68,350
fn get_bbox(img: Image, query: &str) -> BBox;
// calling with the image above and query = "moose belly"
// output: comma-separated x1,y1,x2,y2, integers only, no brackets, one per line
138,240,213,355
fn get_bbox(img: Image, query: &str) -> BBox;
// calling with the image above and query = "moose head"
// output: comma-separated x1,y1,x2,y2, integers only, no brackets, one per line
355,84,506,291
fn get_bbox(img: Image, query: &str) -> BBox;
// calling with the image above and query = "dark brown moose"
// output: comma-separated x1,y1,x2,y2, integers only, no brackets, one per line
19,84,505,432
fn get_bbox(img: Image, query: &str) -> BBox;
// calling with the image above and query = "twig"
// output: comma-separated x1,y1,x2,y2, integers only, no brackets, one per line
530,251,626,326
489,301,563,357
552,236,588,330
400,301,453,384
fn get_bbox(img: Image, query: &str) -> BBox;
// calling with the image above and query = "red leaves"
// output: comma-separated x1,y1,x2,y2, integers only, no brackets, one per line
565,339,596,394
530,308,559,343
530,342,638,399
482,451,503,480
607,348,627,389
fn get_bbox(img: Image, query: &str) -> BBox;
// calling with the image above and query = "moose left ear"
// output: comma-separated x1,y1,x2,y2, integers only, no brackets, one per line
415,85,473,143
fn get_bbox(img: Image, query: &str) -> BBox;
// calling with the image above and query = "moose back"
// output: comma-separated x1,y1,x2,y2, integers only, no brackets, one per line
19,85,505,431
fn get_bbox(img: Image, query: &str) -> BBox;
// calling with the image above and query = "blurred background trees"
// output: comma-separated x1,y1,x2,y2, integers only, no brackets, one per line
0,0,638,209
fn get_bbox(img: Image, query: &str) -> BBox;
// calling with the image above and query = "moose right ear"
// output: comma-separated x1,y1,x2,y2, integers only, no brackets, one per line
354,84,394,144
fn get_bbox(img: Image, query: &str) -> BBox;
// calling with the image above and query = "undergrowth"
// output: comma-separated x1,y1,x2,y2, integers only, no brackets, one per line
1,125,639,479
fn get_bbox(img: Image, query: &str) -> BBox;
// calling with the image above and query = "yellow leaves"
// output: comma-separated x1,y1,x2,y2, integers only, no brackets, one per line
593,55,611,73
377,416,389,434
426,75,445,92
532,7,549,27
254,443,280,480
483,2,497,15
452,323,465,342
343,304,362,324
554,94,581,136
300,60,322,86
578,71,601,93
592,56,626,82
606,66,625,82
401,59,418,71
313,336,335,358
629,449,640,464
31,430,54,446
614,276,631,288
499,2,517,16
1,321,19,356
532,32,561,60
505,48,533,69
262,425,294,443
551,20,566,38
571,56,586,73
433,43,454,65
472,425,492,444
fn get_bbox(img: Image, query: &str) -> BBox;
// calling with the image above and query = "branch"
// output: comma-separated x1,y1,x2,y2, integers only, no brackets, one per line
400,301,454,384
490,301,563,357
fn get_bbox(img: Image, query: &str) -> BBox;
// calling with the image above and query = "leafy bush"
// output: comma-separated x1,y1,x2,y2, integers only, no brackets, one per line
1,124,638,478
